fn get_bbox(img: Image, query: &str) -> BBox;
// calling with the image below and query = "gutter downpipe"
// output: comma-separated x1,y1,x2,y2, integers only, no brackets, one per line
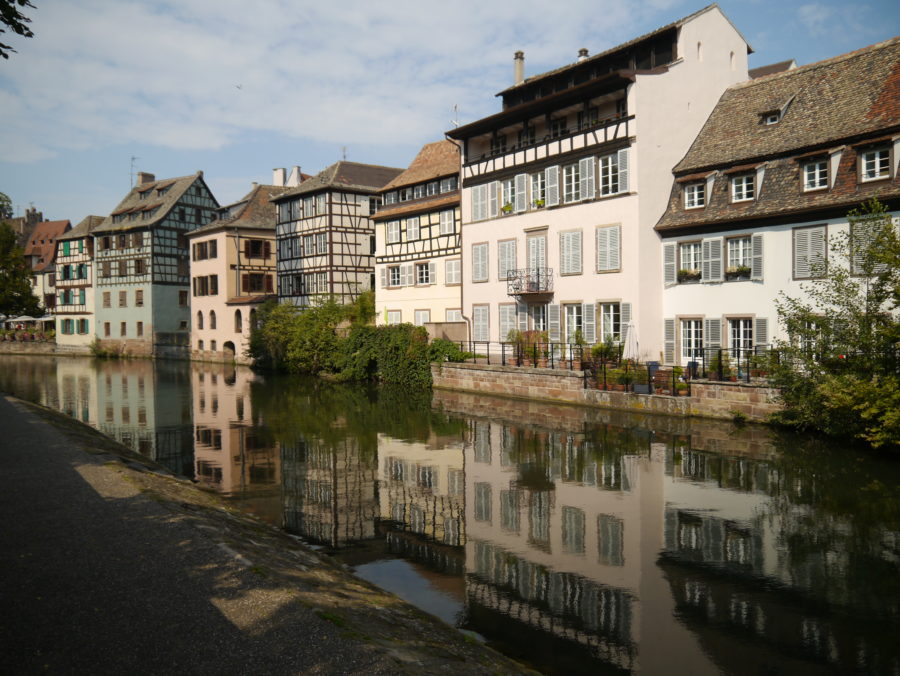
444,134,471,348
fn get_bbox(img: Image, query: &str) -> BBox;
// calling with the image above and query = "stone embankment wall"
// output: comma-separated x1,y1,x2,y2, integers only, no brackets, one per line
432,363,782,423
0,341,89,356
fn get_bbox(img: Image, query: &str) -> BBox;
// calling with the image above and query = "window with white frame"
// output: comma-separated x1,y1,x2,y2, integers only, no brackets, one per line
793,225,827,278
563,163,581,203
600,151,627,195
529,304,547,331
472,305,489,342
595,224,621,272
490,135,507,154
530,171,546,208
413,184,424,199
386,310,401,325
414,309,430,326
727,236,751,270
426,182,437,196
498,239,516,280
315,193,326,214
445,259,460,285
386,221,400,244
560,230,582,275
389,266,401,287
600,303,621,342
472,243,488,282
729,318,752,358
860,147,890,182
803,160,828,190
680,241,702,273
501,177,516,212
416,262,431,285
406,216,420,241
499,304,516,341
316,232,327,254
440,176,457,192
439,210,454,234
562,506,586,554
681,319,703,359
446,309,462,322
549,117,567,138
564,304,583,343
684,182,705,208
731,174,755,202
316,272,327,293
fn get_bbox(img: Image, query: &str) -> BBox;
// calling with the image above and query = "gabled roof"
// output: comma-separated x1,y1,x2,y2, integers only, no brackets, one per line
189,184,286,237
93,171,215,233
272,161,403,201
58,215,105,241
674,37,900,174
380,141,459,192
24,220,71,271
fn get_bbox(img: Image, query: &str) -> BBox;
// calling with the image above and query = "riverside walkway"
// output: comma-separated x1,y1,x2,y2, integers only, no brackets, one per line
0,394,527,675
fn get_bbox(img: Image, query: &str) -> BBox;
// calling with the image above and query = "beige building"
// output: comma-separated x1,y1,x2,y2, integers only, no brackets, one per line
373,140,463,335
54,215,104,349
187,184,283,363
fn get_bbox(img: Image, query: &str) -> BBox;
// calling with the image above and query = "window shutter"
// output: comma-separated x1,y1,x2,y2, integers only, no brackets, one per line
751,233,764,280
244,241,251,257
514,174,527,213
545,165,560,207
517,302,528,331
472,185,485,222
809,226,826,276
573,231,582,274
428,261,436,284
380,268,386,288
403,263,414,287
621,302,632,345
579,157,595,200
499,305,516,341
264,241,272,259
596,226,620,272
241,274,249,292
608,225,620,271
794,229,810,278
548,304,561,342
473,243,488,282
582,303,596,343
704,318,722,348
701,237,723,282
754,317,768,349
265,275,273,293
473,306,489,342
663,242,677,286
488,181,499,218
664,318,676,364
79,289,85,305
617,149,629,193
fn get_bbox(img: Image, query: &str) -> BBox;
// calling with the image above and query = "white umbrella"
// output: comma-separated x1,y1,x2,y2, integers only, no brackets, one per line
622,321,639,361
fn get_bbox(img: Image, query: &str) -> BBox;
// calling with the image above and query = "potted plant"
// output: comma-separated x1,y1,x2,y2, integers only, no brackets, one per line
676,382,689,396
506,328,526,365
533,198,545,209
501,202,513,214
677,268,701,283
725,265,752,281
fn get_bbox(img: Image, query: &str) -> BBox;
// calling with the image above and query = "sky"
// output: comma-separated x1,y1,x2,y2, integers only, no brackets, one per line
1,0,898,226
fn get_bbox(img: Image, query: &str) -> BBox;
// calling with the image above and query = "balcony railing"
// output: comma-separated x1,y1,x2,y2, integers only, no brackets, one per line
506,268,553,295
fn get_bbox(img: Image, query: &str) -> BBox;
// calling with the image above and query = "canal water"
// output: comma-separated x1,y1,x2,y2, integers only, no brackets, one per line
1,355,898,675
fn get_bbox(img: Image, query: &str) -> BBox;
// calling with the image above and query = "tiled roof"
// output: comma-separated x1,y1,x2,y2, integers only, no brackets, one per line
380,141,459,191
372,192,459,221
673,37,900,174
58,215,105,241
272,161,403,201
748,59,796,79
189,184,286,236
93,172,212,234
24,220,71,271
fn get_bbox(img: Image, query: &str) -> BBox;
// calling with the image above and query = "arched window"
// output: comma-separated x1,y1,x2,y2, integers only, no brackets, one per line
210,310,217,330
250,308,257,331
197,310,203,330
234,309,243,333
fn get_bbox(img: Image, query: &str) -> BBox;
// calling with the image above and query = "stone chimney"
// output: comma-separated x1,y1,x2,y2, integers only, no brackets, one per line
578,48,589,62
136,172,155,185
273,168,286,187
514,51,524,86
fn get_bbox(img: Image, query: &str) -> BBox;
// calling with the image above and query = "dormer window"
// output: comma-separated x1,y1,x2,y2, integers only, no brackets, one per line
413,184,424,199
490,135,507,155
803,159,828,191
763,111,780,125
549,118,567,139
731,174,755,202
684,182,705,209
860,147,890,182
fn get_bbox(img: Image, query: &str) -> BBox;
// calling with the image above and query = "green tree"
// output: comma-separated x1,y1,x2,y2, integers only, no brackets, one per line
0,220,40,316
1,0,35,60
772,198,900,450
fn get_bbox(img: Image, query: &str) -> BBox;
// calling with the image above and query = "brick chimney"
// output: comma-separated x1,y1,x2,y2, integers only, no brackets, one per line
514,51,524,86
136,172,155,185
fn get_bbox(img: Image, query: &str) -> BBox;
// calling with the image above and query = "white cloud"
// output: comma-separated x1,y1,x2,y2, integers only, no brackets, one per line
0,0,680,163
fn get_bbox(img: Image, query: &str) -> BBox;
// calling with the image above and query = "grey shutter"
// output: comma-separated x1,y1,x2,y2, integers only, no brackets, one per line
751,233,764,280
548,304,561,342
514,174,527,213
702,237,723,283
579,157,595,200
428,261,436,285
402,264,414,287
545,165,560,207
582,303,596,343
664,318,675,364
809,226,826,276
704,318,722,348
621,302,632,344
488,181,499,218
380,268,386,288
794,228,810,278
663,242,677,286
754,317,768,349
617,149,629,193
517,302,528,331
472,185,485,222
608,225,621,271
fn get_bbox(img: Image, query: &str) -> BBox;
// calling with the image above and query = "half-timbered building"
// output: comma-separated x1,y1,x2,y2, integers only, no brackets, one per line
373,140,462,332
272,161,402,308
655,37,900,365
24,219,71,313
92,171,219,357
188,183,284,363
54,215,104,349
446,5,750,355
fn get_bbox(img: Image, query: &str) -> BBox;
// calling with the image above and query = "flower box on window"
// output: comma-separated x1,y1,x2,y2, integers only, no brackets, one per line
725,265,751,281
677,268,701,283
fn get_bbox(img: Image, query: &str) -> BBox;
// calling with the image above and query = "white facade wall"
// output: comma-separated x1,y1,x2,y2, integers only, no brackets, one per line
55,237,95,347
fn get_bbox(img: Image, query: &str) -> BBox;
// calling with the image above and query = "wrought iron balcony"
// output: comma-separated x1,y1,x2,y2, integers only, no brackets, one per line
507,268,553,295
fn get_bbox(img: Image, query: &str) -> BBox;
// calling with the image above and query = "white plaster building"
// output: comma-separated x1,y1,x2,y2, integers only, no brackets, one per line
446,5,750,358
655,37,900,365
54,215,104,349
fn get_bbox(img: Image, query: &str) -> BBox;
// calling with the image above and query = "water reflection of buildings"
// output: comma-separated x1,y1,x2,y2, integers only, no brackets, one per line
191,363,280,520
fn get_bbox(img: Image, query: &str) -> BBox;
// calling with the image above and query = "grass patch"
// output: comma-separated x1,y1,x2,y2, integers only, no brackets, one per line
315,610,347,628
